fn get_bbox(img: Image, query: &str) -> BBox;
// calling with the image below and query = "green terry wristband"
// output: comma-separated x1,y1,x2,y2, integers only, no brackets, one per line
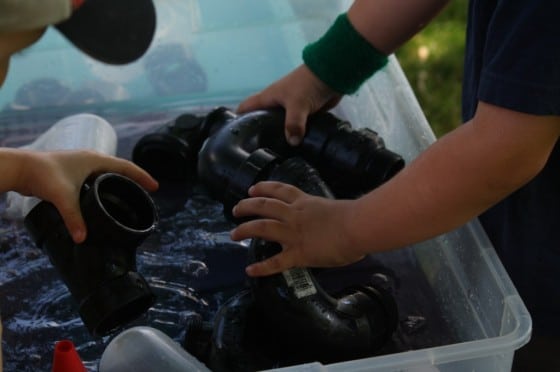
302,13,389,95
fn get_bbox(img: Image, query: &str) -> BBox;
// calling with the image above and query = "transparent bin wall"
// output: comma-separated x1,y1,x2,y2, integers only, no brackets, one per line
0,1,531,372
0,0,335,115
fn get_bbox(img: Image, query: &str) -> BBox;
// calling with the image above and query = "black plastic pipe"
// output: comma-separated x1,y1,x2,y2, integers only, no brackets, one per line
24,173,159,336
197,107,405,201
133,107,405,201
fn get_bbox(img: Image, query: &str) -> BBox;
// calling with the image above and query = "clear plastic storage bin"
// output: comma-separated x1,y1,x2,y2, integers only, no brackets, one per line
0,1,531,372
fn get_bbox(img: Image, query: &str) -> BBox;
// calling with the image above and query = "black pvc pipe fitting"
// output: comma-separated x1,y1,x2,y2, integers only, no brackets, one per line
247,241,398,365
197,107,405,201
133,107,405,201
132,107,236,188
24,173,159,337
132,113,205,186
252,159,397,362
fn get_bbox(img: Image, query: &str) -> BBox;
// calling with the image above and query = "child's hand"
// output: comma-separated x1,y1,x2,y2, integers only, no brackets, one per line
230,181,364,277
237,64,342,146
17,150,158,243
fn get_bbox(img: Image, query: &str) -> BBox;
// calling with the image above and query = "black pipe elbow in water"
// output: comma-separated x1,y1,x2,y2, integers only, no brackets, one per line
184,249,398,369
247,158,398,363
184,279,397,370
247,240,398,364
197,107,405,201
24,173,159,337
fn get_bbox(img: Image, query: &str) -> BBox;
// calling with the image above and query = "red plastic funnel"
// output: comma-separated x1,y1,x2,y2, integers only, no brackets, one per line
52,340,86,372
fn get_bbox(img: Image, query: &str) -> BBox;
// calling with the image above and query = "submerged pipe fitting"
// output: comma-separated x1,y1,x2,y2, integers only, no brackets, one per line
24,173,159,337
184,272,398,370
248,160,398,362
247,241,398,365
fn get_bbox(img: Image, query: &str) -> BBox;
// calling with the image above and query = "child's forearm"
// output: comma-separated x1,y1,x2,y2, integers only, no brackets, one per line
347,103,560,255
347,0,450,54
302,0,450,95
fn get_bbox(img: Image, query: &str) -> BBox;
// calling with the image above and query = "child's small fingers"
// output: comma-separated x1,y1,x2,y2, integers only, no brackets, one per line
245,250,296,277
101,158,160,192
230,218,288,243
284,108,308,146
237,92,277,113
56,200,87,243
132,171,159,192
232,196,289,221
248,181,302,203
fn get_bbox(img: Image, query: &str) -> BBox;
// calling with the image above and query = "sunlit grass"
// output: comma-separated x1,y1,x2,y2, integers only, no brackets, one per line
396,0,468,137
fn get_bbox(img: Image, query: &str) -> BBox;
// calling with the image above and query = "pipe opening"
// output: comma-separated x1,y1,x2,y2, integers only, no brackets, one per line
96,176,156,231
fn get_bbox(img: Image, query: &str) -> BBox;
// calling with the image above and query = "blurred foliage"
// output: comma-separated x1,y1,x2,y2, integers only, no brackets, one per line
395,0,468,137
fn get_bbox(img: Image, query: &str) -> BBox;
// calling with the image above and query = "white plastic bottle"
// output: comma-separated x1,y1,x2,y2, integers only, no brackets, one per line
99,326,211,372
3,113,118,219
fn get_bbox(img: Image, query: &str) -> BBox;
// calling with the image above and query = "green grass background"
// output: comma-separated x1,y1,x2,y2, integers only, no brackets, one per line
395,0,468,137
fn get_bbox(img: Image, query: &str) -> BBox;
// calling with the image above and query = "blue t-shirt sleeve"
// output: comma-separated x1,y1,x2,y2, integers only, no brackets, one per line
478,0,560,115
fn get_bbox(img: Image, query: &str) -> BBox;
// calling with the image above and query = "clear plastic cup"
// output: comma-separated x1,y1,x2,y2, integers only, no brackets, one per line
3,113,117,219
99,326,210,372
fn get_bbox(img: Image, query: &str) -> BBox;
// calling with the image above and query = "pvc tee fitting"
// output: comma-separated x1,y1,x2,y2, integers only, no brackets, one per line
24,173,159,336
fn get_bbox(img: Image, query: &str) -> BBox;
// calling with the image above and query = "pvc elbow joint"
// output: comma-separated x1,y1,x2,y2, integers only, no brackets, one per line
250,241,398,364
196,107,405,203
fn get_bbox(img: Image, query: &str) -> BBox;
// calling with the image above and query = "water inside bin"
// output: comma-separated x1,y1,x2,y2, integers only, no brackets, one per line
0,109,458,371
